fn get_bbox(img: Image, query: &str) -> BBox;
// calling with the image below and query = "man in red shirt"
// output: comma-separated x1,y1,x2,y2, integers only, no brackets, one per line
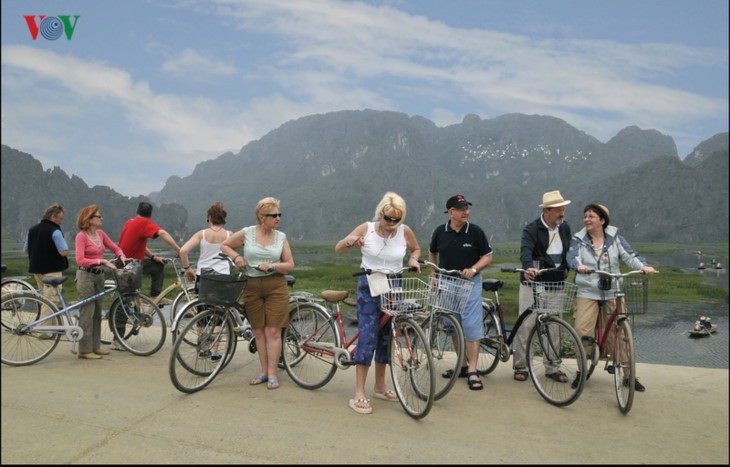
118,202,181,302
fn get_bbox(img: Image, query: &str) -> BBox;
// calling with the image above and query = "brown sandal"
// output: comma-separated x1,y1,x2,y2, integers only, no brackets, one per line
514,370,528,382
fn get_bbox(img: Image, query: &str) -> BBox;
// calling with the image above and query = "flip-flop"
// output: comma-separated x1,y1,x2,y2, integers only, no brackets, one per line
249,375,268,386
545,371,569,383
514,370,528,382
373,390,398,401
267,377,280,390
348,398,373,414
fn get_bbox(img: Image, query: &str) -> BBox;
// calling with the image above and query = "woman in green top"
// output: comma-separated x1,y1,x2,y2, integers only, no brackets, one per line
221,197,295,390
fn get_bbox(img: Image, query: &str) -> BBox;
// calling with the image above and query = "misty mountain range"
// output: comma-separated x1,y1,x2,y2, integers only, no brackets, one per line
2,110,728,246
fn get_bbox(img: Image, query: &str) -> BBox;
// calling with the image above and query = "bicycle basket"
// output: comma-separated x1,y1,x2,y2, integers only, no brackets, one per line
113,260,142,294
198,268,245,307
529,281,576,315
430,273,474,315
622,277,648,315
379,276,430,316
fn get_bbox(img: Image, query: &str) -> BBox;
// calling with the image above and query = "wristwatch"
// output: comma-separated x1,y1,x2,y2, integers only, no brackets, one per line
470,268,477,274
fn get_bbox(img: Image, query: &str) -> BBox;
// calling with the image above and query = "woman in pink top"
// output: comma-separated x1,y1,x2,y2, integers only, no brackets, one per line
74,205,127,360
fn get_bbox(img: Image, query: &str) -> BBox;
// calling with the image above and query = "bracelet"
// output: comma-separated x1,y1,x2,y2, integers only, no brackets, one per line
470,268,477,274
151,255,156,261
233,255,241,262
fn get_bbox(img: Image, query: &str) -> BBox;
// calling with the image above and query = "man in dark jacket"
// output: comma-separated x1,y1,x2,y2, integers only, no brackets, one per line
512,190,572,382
24,203,69,338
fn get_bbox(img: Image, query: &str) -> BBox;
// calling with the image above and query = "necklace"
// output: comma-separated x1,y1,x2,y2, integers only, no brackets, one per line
378,224,396,246
208,226,223,232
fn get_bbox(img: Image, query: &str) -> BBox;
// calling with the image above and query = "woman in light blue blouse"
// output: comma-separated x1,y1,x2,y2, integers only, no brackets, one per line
221,197,295,390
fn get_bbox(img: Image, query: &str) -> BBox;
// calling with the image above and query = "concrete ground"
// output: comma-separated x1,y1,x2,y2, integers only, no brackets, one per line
1,338,728,464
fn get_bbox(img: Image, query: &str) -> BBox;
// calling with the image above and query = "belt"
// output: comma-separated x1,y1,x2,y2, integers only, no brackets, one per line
80,266,104,275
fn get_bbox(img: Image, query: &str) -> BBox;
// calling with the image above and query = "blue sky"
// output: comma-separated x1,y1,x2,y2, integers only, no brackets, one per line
2,0,727,197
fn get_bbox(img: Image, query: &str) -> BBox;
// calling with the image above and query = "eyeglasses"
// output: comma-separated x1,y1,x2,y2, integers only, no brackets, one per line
264,213,283,218
382,214,401,223
92,215,103,219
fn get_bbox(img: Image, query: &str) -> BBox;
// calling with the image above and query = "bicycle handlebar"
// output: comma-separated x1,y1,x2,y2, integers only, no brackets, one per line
579,269,646,278
500,267,562,276
353,266,418,277
214,253,274,273
418,260,463,277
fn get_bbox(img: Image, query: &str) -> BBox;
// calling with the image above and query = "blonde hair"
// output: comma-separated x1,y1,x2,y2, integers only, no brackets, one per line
255,197,281,224
373,192,407,227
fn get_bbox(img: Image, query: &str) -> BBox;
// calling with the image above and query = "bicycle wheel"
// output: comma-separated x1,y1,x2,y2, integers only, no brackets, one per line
169,287,197,325
526,316,585,407
613,318,635,414
389,316,435,420
584,323,600,381
1,279,36,297
422,311,464,400
477,304,502,376
109,293,166,356
282,303,339,389
169,308,234,393
170,299,205,344
1,293,61,366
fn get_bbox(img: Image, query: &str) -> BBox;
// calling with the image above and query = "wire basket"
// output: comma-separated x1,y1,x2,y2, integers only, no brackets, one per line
430,273,475,315
112,260,143,294
198,268,245,307
379,276,431,316
620,277,648,315
528,281,577,315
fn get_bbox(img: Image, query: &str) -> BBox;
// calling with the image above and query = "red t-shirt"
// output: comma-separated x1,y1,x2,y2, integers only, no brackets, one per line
118,216,160,260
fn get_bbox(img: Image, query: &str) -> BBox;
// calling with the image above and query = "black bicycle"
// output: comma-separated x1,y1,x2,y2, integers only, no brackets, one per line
476,267,586,407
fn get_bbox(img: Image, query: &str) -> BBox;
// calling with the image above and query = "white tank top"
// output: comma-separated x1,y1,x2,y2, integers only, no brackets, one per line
360,222,407,271
196,229,231,275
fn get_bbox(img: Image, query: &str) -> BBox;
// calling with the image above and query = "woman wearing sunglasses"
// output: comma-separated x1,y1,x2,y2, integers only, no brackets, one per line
335,192,422,414
221,197,294,390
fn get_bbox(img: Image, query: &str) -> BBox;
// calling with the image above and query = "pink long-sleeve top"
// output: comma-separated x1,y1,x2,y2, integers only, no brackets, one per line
74,230,124,268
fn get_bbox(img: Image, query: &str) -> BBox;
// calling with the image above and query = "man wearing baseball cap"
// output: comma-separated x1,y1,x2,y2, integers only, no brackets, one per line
428,195,493,391
513,190,573,383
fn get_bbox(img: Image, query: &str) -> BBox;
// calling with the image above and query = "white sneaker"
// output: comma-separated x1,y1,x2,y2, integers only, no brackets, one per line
111,340,127,351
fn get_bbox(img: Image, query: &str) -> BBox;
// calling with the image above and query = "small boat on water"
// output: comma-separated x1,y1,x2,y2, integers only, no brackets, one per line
688,316,718,338
688,325,718,338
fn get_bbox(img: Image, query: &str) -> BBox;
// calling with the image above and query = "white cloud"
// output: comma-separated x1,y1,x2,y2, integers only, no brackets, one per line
162,48,238,79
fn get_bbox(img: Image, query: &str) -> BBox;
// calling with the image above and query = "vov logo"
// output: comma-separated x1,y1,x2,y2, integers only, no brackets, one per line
24,15,80,40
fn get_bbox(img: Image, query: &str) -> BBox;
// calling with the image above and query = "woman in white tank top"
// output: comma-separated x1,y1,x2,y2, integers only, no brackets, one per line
179,202,232,285
335,192,422,414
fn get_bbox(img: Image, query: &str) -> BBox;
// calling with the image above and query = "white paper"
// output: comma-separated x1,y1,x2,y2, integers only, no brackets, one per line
366,272,391,297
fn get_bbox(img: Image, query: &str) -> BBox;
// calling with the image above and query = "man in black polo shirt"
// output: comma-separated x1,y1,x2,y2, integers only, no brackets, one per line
24,203,69,338
428,195,493,391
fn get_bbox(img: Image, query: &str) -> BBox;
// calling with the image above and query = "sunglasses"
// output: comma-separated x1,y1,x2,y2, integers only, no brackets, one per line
264,213,283,218
382,214,401,223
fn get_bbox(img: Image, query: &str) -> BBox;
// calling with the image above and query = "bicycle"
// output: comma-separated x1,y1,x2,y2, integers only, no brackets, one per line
168,256,314,394
477,267,586,407
100,255,196,345
416,260,469,400
1,260,166,365
1,264,36,297
578,269,649,414
281,266,436,420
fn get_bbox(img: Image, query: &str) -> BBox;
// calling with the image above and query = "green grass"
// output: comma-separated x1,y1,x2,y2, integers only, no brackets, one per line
3,242,727,320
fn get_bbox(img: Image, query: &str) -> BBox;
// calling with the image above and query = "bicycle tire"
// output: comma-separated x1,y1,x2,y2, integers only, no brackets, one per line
584,322,600,381
169,286,197,325
389,316,435,419
1,293,61,366
169,308,234,393
1,278,36,297
526,316,585,407
422,311,464,400
109,293,166,356
282,302,339,389
477,304,502,376
170,298,205,344
613,318,635,414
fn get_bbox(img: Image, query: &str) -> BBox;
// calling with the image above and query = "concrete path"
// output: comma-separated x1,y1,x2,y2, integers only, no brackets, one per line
2,339,728,464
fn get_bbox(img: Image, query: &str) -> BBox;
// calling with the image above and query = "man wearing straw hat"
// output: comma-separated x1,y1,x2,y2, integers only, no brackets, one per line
512,190,573,383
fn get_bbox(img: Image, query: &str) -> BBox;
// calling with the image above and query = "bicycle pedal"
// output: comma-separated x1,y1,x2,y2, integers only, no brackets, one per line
606,364,615,374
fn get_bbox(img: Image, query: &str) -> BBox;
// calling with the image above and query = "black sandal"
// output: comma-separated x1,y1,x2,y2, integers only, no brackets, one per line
545,371,569,383
466,372,483,391
442,365,469,379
